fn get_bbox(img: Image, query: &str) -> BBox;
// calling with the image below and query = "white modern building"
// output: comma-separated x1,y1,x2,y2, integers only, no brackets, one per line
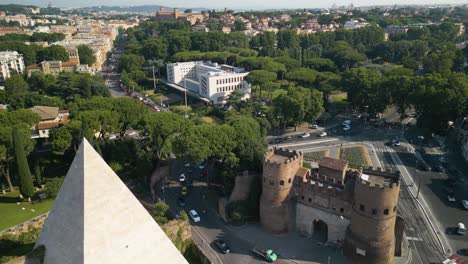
167,61,251,105
0,51,25,89
343,20,370,30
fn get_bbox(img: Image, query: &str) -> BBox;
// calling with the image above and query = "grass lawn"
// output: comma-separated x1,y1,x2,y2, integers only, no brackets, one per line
271,89,287,100
330,92,348,112
201,116,220,125
303,150,329,161
340,146,371,168
0,189,54,232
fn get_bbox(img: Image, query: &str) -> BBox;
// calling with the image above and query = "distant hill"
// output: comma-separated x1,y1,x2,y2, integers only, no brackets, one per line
87,5,208,13
0,4,38,14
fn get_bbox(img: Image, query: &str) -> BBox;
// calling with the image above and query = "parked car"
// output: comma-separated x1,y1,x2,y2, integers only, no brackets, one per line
319,132,327,137
448,194,456,202
462,200,468,210
417,161,431,171
310,124,319,129
179,174,186,182
343,125,351,131
189,209,201,222
433,164,445,173
215,239,231,254
177,197,186,207
342,120,351,126
392,140,401,146
301,133,310,138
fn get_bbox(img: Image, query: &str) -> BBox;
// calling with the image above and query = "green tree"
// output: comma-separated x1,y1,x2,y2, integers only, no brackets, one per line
5,75,28,109
13,128,34,198
39,45,69,61
50,126,73,154
245,70,277,97
77,45,96,66
33,160,42,186
119,54,145,72
152,201,170,225
113,97,148,136
45,177,63,198
234,20,247,31
143,112,187,160
141,38,168,60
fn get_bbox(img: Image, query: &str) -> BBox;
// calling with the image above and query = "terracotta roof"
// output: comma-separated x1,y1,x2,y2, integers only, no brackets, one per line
37,122,60,130
30,106,59,120
319,157,348,171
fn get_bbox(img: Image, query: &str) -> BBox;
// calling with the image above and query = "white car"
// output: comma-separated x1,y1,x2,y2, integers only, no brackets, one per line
462,200,468,210
448,194,456,202
189,210,201,222
319,132,327,137
184,163,191,168
301,133,310,138
179,174,186,182
343,126,351,131
199,164,206,169
310,124,319,129
342,120,351,126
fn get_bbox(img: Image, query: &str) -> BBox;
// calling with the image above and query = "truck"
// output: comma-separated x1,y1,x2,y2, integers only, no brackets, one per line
251,248,277,262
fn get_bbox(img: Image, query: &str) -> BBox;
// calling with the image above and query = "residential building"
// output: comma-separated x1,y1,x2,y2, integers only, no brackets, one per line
260,148,404,264
167,61,251,105
26,46,90,76
30,139,188,263
30,106,70,138
155,7,208,25
0,51,25,89
343,20,370,29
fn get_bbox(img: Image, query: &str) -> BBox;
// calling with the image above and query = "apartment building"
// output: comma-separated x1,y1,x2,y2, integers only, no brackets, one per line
0,51,25,89
167,61,251,105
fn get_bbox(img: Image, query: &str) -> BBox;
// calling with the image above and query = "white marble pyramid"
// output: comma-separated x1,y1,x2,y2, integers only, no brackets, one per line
33,139,187,264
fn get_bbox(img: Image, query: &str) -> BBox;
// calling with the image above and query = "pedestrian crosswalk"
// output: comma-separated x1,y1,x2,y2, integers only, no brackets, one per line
373,147,440,156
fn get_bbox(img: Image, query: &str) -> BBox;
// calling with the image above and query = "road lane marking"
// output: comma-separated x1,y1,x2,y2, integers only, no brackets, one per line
406,236,423,241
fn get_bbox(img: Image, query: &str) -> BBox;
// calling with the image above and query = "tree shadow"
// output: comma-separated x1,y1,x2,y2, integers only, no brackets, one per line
0,196,21,204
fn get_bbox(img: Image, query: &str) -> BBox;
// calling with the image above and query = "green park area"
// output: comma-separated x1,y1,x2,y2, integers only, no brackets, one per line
0,189,54,232
340,146,371,168
303,150,329,161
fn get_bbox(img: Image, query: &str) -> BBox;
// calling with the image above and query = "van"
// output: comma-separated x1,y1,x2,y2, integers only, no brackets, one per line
457,223,466,235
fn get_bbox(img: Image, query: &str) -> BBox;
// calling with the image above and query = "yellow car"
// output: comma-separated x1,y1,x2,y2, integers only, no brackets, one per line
181,186,188,196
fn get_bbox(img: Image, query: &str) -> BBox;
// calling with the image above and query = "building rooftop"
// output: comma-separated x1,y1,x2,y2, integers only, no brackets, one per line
32,139,188,264
319,157,349,171
30,106,59,120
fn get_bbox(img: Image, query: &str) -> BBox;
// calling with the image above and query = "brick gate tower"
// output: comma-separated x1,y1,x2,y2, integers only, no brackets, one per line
343,168,401,264
260,148,303,233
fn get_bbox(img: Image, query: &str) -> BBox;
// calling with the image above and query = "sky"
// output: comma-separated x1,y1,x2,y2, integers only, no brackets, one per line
1,0,467,9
